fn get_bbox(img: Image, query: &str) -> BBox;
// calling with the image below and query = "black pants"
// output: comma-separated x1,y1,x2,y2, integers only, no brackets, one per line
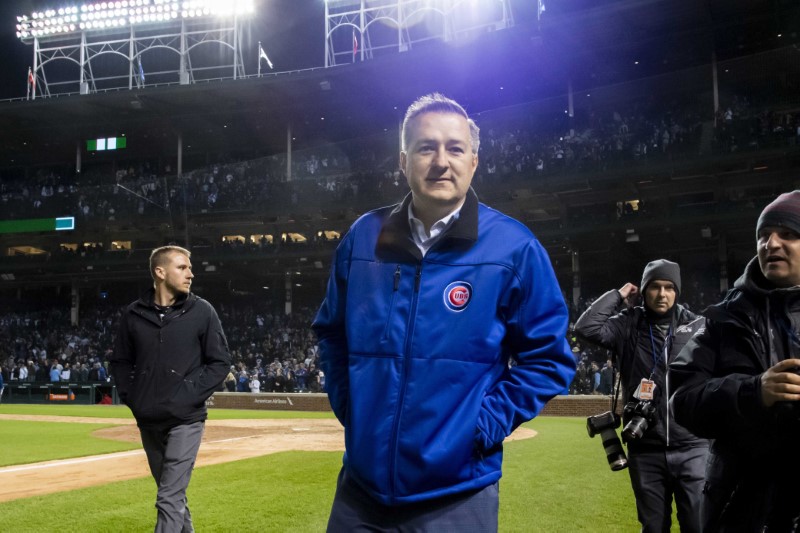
628,443,708,533
327,468,499,533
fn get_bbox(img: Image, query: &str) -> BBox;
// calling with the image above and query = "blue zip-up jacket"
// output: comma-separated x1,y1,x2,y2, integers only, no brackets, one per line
313,189,575,506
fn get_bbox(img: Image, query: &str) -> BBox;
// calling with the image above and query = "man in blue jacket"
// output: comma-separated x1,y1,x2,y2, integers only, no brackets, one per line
313,93,576,531
111,245,230,532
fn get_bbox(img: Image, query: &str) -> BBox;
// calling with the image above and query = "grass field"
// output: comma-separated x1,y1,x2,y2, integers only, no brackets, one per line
0,406,651,532
0,403,335,419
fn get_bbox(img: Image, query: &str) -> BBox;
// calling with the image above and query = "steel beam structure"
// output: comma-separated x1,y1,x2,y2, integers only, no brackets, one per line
24,16,247,99
325,0,514,67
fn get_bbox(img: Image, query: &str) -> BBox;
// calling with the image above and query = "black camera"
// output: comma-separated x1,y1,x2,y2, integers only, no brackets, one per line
622,401,657,441
586,411,628,471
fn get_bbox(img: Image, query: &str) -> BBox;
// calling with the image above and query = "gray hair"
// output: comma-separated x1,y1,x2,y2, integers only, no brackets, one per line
401,93,480,154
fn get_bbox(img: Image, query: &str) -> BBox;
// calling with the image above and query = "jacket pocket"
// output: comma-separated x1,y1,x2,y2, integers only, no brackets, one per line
167,367,204,419
127,368,152,417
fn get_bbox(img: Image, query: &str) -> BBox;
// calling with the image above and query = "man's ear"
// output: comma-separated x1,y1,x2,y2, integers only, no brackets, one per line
153,266,165,281
399,151,407,173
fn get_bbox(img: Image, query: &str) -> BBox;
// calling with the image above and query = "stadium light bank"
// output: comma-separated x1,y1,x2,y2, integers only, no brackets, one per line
15,0,255,43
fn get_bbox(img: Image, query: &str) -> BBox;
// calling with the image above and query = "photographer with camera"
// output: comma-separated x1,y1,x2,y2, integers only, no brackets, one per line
575,259,708,533
671,191,800,532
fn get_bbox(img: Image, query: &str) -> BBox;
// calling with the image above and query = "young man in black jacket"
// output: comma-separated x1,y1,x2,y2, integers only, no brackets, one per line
111,245,230,532
671,191,800,531
575,259,707,533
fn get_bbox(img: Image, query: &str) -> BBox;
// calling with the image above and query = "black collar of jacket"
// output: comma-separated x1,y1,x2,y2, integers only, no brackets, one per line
136,287,194,313
375,188,479,262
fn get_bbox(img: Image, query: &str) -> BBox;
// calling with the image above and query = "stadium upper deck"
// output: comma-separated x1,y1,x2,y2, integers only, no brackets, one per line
0,0,799,302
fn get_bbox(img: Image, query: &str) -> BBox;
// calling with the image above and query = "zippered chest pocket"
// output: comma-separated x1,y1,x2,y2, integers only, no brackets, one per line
347,261,413,355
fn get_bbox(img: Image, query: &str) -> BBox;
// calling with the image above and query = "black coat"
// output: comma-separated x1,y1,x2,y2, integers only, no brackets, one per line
110,289,231,429
575,289,706,447
670,257,800,531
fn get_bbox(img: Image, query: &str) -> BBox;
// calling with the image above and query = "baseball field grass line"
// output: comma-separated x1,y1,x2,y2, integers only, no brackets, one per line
0,403,336,419
0,416,658,532
0,420,142,467
0,449,145,474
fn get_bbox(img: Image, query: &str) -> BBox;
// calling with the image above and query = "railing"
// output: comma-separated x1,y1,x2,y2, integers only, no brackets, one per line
2,381,118,405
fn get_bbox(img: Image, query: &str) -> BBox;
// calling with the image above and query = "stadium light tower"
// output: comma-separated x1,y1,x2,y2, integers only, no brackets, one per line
15,0,255,99
324,0,515,67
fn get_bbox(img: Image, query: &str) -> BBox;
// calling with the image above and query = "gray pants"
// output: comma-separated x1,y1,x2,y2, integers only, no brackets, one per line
327,468,499,532
628,443,708,533
139,421,205,533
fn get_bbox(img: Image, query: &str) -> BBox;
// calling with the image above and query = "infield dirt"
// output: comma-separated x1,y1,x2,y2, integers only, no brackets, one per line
0,414,535,503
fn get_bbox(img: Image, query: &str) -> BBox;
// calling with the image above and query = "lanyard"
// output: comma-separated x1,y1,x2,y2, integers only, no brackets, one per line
648,324,672,378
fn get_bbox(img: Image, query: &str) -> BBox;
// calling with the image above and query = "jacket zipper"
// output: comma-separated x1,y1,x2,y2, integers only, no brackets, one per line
388,262,422,501
382,266,401,341
665,346,670,447
663,327,675,447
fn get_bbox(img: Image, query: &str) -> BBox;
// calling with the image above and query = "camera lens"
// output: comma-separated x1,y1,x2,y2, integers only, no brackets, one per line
622,416,649,441
599,428,628,471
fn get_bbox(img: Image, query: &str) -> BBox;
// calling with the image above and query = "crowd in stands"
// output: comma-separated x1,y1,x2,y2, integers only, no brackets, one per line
0,268,725,400
0,299,326,399
2,79,800,227
1,60,796,399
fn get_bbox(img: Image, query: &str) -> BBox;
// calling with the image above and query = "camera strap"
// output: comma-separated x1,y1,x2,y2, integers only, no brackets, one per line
610,362,622,417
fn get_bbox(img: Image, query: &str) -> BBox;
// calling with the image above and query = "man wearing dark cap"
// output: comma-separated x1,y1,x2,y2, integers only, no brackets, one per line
671,190,800,531
575,259,707,533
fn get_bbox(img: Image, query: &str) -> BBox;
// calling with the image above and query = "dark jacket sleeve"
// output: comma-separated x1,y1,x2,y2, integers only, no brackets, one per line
110,309,136,403
312,233,353,425
574,289,630,354
194,302,231,401
669,319,766,440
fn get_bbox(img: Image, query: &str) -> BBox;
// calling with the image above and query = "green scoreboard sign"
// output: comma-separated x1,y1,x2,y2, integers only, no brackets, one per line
0,217,75,234
87,137,127,151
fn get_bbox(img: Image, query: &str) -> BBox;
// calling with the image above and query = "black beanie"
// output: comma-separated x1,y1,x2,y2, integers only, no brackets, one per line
640,259,681,296
756,190,800,238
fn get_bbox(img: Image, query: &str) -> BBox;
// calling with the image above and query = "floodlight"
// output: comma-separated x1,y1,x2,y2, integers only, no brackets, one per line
17,0,254,43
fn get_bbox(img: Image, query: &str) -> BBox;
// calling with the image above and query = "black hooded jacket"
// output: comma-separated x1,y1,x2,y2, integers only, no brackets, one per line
575,289,706,448
110,289,231,429
670,257,800,532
